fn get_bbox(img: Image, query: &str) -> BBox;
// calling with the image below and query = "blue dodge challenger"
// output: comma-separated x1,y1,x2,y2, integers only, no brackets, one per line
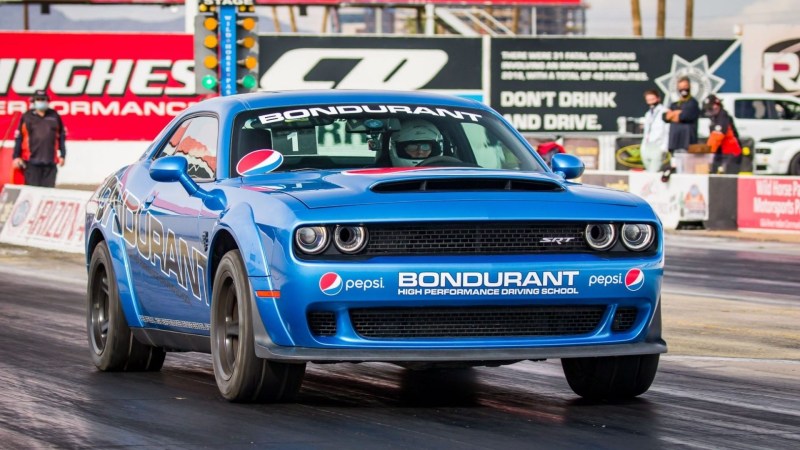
85,90,665,402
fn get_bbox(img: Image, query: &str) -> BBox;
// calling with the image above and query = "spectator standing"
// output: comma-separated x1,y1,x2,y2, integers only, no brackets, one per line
13,90,66,187
662,77,700,177
640,89,669,172
703,94,742,174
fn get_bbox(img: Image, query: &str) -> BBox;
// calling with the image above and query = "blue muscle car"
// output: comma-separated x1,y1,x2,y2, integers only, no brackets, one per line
85,90,666,402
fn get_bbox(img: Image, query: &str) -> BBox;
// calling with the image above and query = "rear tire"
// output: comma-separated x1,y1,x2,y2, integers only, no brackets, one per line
561,354,659,401
211,249,305,403
87,241,166,372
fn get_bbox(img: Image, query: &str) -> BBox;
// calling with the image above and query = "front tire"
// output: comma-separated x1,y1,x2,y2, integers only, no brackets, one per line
789,153,800,176
211,249,305,403
561,354,659,401
87,241,166,372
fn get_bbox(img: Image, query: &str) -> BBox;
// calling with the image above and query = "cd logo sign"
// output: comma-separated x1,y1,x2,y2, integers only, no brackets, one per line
319,272,343,296
624,268,645,292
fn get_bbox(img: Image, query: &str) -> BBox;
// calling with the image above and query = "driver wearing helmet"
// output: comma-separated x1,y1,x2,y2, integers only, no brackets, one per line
389,119,442,167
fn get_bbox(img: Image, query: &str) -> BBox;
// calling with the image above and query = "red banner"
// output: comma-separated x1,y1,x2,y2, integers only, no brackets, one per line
737,177,800,231
0,32,200,141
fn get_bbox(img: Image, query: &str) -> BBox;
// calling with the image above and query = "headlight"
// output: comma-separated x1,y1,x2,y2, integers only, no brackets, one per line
333,225,368,254
295,226,329,254
620,224,654,251
585,223,616,251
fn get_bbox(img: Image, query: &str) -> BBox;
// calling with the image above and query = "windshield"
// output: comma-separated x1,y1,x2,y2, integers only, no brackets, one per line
231,103,546,176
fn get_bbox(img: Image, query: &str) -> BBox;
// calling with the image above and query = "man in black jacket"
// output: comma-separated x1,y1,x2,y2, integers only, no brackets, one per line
662,77,700,179
12,90,67,187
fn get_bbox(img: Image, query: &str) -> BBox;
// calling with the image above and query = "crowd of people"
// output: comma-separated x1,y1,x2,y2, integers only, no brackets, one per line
640,77,742,181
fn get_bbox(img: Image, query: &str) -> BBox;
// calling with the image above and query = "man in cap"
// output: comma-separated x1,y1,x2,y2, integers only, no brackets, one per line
703,94,742,174
13,90,67,187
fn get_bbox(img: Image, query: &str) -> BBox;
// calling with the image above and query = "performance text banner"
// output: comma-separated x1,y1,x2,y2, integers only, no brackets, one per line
0,32,201,141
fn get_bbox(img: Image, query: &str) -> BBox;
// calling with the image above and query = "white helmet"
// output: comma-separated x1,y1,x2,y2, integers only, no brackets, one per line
390,119,442,167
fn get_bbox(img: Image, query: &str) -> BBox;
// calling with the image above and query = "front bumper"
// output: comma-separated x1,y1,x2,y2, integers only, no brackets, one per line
249,253,666,362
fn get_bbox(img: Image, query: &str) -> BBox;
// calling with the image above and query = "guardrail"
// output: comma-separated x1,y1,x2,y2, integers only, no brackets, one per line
581,171,800,233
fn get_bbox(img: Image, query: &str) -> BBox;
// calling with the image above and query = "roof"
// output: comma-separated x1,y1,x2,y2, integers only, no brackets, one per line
714,92,800,101
188,90,488,116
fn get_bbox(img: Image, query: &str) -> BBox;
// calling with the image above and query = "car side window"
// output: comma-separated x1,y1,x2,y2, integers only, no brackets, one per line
735,100,772,120
157,116,219,181
774,101,800,120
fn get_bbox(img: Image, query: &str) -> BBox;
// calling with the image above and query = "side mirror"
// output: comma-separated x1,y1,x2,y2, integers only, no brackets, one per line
551,153,585,180
150,155,187,183
149,156,226,210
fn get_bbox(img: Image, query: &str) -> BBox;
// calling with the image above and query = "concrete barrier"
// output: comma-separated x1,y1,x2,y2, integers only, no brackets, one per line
0,185,91,254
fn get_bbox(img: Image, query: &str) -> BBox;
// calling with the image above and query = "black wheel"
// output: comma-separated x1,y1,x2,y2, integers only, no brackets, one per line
789,153,800,176
87,241,166,372
561,354,659,401
211,249,305,403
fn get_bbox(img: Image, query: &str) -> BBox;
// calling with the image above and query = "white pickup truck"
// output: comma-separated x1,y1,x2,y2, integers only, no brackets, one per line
698,93,800,175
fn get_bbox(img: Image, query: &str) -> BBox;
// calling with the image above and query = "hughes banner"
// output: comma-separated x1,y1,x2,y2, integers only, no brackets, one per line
0,32,200,141
258,35,483,100
490,37,741,133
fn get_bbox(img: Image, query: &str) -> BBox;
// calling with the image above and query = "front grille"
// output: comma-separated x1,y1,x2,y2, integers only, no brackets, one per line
611,307,638,332
365,222,587,255
350,305,606,339
308,311,337,337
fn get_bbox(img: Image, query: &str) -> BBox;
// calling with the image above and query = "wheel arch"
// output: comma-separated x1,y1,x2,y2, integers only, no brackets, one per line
86,224,145,328
86,226,106,267
207,202,273,297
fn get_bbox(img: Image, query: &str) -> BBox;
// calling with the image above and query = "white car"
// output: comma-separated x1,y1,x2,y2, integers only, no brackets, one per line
753,138,800,175
698,93,800,142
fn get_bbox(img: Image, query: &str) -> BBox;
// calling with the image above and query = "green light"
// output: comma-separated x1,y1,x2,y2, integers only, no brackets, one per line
240,74,257,90
201,74,218,90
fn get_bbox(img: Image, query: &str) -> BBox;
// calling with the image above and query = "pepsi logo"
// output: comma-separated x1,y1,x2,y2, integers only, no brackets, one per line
319,272,343,296
624,268,645,292
236,149,284,176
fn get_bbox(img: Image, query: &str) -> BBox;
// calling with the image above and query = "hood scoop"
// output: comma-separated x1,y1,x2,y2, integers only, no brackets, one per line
371,177,564,193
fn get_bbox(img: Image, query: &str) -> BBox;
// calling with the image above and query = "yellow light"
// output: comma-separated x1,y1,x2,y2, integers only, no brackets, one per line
198,4,207,12
238,17,256,31
203,55,218,69
204,35,218,49
238,5,246,12
240,56,257,70
248,6,255,12
203,17,218,31
238,36,256,49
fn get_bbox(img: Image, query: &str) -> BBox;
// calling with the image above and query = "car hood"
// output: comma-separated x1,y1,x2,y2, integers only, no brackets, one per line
240,168,640,209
